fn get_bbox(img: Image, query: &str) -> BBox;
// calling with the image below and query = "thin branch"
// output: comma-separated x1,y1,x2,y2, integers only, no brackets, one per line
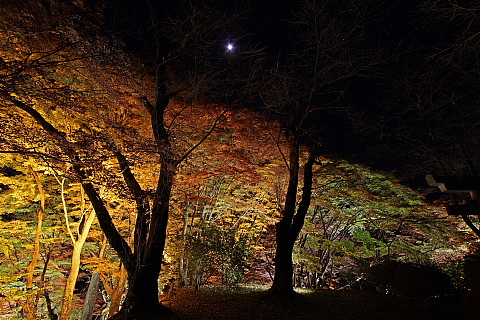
264,121,290,170
0,151,71,163
61,178,76,243
176,109,227,165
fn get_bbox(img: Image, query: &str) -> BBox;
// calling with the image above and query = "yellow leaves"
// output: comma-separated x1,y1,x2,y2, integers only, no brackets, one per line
0,220,33,258
0,237,14,259
0,273,21,284
81,257,121,278
177,174,208,187
0,282,54,305
0,220,32,234
39,236,64,246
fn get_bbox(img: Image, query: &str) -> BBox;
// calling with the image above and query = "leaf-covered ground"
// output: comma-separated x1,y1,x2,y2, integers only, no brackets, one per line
167,285,479,320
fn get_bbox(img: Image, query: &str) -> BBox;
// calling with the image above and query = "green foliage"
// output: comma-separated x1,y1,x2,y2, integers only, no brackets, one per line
351,228,386,253
293,158,467,289
184,224,251,288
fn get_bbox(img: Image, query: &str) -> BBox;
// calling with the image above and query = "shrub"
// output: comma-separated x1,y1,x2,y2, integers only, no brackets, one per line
364,260,455,298
184,224,251,289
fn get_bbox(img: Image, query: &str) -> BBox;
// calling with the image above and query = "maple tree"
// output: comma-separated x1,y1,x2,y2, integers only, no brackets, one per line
256,0,385,296
292,158,466,290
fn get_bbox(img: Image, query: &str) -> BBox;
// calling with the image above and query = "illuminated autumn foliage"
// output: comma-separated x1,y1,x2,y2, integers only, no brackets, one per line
1,1,479,320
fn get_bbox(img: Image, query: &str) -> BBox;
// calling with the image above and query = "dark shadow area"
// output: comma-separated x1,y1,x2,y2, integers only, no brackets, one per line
165,285,479,320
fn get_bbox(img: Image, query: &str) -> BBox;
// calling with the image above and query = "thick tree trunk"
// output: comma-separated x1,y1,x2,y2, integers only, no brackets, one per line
109,159,175,319
270,224,296,295
109,255,172,318
111,270,164,319
269,128,300,296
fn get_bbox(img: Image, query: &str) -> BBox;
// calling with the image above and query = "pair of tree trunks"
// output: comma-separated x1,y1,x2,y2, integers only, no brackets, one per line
270,130,317,296
60,181,98,320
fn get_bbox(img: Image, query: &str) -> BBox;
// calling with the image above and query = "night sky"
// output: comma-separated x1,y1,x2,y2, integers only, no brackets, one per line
102,0,480,186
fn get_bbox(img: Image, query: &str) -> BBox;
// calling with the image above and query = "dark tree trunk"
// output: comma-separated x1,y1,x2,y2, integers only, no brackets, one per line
271,223,296,295
110,268,171,319
108,4,178,316
110,105,177,319
270,127,317,296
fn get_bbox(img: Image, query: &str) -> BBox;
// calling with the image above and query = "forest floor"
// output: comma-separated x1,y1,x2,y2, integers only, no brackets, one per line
166,285,480,320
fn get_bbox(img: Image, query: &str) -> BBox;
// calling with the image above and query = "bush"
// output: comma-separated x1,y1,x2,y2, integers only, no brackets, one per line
363,260,455,299
184,224,251,289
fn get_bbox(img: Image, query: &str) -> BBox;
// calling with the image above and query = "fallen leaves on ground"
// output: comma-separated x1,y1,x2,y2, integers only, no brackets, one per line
167,285,479,320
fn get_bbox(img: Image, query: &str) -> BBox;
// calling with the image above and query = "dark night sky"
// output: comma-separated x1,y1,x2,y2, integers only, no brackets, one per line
105,0,422,62
102,0,479,186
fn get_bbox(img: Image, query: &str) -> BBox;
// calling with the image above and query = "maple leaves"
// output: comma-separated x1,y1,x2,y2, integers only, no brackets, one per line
165,110,283,288
292,158,467,289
